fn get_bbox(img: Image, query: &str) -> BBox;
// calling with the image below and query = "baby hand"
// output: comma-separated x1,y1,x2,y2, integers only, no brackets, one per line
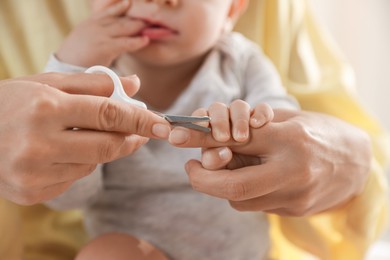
56,0,149,67
194,100,274,143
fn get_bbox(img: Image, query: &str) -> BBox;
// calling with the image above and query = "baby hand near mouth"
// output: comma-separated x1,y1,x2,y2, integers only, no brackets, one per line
55,0,149,67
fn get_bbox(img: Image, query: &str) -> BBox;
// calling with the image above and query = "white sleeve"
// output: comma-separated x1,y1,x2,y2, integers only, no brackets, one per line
44,54,87,73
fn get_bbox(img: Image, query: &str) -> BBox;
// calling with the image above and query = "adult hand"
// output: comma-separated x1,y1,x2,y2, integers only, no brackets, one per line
169,109,372,216
56,0,148,67
0,72,170,205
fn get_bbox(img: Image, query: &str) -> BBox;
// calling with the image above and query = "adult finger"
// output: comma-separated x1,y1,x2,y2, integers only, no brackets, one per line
200,147,232,170
227,187,306,213
201,147,262,170
10,163,97,192
54,130,149,164
229,195,284,212
61,93,171,138
3,179,75,205
169,127,217,147
225,153,262,170
185,159,284,201
169,122,279,155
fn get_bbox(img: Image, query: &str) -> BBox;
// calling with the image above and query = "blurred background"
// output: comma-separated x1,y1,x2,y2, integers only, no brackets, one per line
310,0,390,131
310,0,390,259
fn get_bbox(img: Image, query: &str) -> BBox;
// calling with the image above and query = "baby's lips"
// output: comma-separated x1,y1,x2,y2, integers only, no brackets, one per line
131,16,178,39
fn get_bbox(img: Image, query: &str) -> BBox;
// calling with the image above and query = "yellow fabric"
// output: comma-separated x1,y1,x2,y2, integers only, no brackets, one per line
0,0,388,259
236,1,390,259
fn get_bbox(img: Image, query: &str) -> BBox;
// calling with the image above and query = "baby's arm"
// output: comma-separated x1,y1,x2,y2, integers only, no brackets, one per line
55,0,149,67
75,232,167,260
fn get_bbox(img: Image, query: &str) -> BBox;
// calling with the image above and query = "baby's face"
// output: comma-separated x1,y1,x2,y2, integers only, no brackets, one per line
97,0,235,66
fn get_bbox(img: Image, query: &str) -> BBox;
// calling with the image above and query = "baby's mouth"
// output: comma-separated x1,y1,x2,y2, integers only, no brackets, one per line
139,21,178,40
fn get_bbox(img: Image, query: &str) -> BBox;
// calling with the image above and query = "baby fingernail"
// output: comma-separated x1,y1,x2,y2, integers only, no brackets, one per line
234,130,248,142
215,131,230,142
250,117,266,128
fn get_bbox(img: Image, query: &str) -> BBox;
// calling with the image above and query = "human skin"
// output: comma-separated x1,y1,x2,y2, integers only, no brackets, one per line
57,0,252,144
0,72,171,205
192,102,275,143
56,0,150,67
123,0,237,66
56,0,247,110
169,109,372,216
75,233,168,260
117,0,247,111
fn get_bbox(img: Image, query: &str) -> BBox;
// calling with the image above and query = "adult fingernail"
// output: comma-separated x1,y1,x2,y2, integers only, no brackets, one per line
169,128,190,145
218,147,231,161
152,123,170,139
